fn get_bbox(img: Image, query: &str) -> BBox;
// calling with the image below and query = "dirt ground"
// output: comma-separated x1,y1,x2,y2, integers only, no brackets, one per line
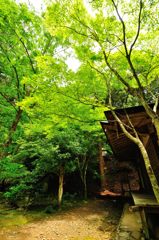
0,199,122,240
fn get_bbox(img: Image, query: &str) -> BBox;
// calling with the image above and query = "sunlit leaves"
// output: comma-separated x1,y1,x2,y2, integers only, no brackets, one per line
45,0,159,109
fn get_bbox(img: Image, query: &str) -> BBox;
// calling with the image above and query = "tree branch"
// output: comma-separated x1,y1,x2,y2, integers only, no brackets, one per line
4,107,23,148
0,45,21,100
88,61,107,80
111,0,144,95
102,50,132,91
110,109,139,144
0,92,17,111
72,14,99,41
129,0,143,56
145,64,159,79
54,84,100,107
2,20,36,74
51,112,101,123
42,36,53,55
111,0,129,56
15,32,36,74
62,25,94,40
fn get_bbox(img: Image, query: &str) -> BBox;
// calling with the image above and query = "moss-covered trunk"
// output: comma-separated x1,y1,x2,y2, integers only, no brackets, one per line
138,137,159,202
139,98,159,144
153,119,159,145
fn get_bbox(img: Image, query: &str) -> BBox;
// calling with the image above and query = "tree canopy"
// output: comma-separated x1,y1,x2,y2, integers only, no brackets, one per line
0,0,159,206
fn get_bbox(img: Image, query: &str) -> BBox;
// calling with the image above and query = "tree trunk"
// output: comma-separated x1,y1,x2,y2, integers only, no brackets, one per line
4,107,23,148
139,97,159,144
138,139,159,202
1,107,23,158
111,110,159,202
78,155,88,199
153,119,159,145
83,167,87,199
57,165,64,208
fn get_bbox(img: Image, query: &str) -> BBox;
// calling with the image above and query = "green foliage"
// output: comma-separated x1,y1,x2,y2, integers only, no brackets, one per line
0,157,31,201
0,157,28,181
0,0,57,153
4,0,159,207
45,0,159,107
2,124,100,204
4,183,30,201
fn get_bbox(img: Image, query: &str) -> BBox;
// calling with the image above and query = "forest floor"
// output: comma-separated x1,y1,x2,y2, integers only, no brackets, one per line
0,199,122,240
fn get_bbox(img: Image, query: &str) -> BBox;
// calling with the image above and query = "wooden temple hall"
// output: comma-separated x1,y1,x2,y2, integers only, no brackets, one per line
101,105,159,239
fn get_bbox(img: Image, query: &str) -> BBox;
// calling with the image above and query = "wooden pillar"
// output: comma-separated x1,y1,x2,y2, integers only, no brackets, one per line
98,143,106,190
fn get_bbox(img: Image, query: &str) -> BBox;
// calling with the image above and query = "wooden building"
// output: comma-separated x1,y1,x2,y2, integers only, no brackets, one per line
101,105,159,239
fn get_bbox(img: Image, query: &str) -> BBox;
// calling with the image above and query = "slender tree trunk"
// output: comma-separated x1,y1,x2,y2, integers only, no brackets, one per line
0,107,23,158
78,156,88,199
57,165,64,208
139,97,159,143
4,107,23,147
153,119,159,145
83,167,87,199
138,138,159,202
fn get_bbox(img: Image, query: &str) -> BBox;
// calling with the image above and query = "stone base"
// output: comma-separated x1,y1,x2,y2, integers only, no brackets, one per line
116,203,144,240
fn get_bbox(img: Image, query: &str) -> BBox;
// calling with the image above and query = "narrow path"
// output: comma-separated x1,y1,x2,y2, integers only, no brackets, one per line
0,199,122,240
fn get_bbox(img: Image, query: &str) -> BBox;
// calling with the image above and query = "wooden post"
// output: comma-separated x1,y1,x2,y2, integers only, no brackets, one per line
98,143,106,190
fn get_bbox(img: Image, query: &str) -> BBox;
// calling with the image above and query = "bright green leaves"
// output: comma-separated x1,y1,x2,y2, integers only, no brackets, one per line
0,0,107,205
0,0,57,152
44,0,159,107
45,0,92,45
